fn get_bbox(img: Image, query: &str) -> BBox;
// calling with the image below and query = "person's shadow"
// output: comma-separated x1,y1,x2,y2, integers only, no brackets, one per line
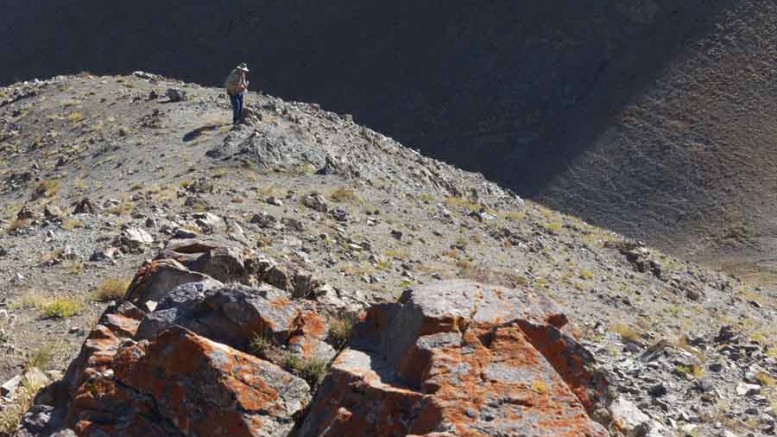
182,124,225,142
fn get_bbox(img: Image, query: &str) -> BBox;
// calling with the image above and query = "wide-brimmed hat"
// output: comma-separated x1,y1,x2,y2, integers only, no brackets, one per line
236,63,249,72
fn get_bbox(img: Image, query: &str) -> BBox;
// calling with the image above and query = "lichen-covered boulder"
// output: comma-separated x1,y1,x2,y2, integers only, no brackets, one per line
61,302,146,398
68,327,311,437
299,280,610,436
135,283,336,362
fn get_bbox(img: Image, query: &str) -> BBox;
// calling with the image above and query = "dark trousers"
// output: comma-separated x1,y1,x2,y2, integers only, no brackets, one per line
229,92,244,124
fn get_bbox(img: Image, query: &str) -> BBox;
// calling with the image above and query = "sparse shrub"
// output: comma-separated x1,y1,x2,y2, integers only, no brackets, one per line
514,275,529,286
675,364,704,379
65,260,85,275
328,312,360,349
386,249,409,260
0,377,46,434
211,167,228,178
579,270,595,280
757,372,777,388
73,177,88,191
66,112,84,124
398,279,416,289
11,292,50,311
106,201,135,216
375,260,393,272
61,218,83,230
27,342,59,370
32,179,60,199
40,249,64,265
444,196,481,213
544,222,563,233
286,354,330,388
5,218,30,234
612,322,642,343
499,210,525,221
249,331,273,356
258,185,278,197
417,193,435,203
93,278,129,302
42,298,83,319
329,187,360,203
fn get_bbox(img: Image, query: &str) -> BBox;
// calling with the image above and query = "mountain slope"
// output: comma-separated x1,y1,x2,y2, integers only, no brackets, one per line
6,1,777,267
0,75,775,436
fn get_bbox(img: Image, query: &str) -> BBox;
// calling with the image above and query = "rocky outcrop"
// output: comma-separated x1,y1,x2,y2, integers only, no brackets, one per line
299,280,610,436
19,240,612,436
71,326,309,437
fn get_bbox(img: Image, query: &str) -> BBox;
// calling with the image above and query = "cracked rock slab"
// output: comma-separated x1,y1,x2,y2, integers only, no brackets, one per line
299,280,609,436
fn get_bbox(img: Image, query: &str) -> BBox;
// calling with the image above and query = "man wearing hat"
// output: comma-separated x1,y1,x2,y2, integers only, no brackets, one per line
225,63,250,125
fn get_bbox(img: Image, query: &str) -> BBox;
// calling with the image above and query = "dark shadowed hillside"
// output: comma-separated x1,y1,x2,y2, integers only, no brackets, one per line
4,0,777,273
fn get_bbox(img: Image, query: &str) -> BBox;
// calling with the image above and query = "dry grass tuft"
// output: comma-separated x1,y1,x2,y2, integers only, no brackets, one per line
0,377,46,434
328,312,360,349
93,278,129,302
5,218,31,234
329,186,360,203
612,322,642,343
32,179,60,200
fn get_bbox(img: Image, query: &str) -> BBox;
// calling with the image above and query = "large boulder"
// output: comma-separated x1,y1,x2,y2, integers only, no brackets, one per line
60,302,146,399
68,327,310,437
135,283,336,363
299,280,610,436
124,258,216,311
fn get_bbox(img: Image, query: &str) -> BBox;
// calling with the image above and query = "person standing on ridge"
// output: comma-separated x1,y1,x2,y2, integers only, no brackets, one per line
225,63,250,125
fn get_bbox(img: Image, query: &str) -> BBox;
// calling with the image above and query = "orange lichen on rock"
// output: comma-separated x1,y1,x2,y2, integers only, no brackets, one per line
299,280,610,436
68,326,311,437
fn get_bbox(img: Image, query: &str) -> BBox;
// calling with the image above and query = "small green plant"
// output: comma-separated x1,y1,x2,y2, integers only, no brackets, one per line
328,312,360,349
66,112,85,124
27,342,59,370
42,298,83,319
286,354,330,388
398,279,416,289
544,222,563,233
579,270,594,280
93,278,129,302
385,249,409,260
417,193,435,203
249,331,273,356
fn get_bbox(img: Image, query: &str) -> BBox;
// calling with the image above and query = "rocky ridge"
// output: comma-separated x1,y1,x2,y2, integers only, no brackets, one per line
13,237,613,436
0,74,775,436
